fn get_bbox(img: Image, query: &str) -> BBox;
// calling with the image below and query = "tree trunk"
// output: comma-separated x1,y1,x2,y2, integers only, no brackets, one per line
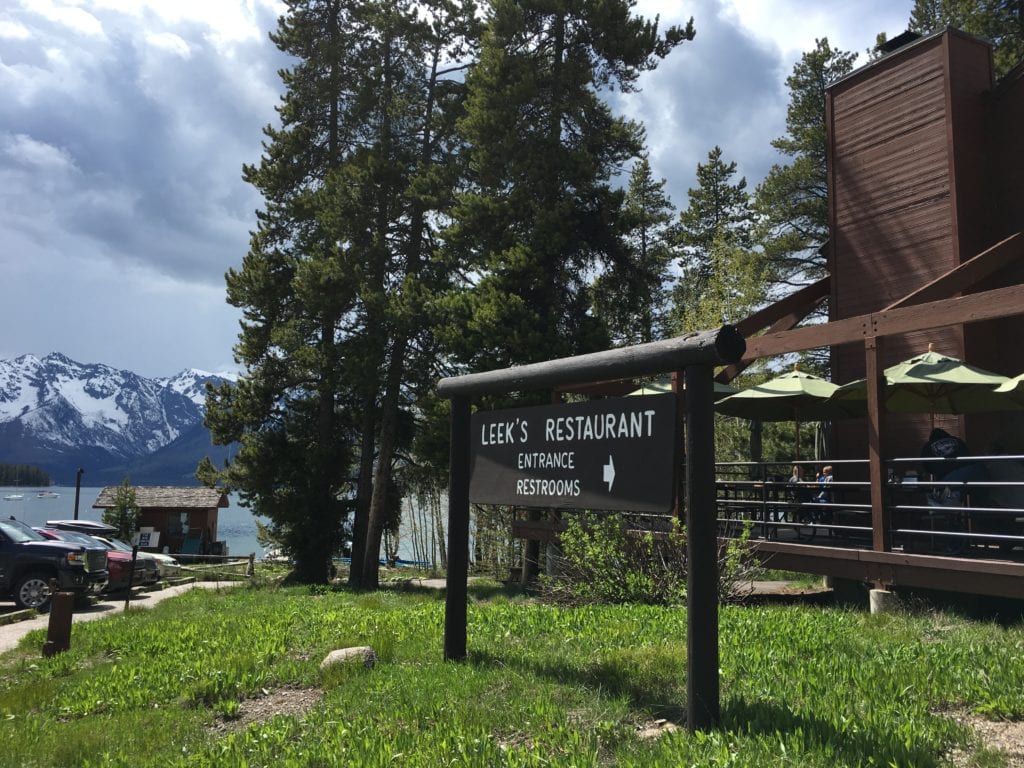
361,334,408,587
348,402,376,586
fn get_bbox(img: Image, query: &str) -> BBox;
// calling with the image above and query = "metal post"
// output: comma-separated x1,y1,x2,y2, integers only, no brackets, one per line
124,545,138,612
73,468,84,520
444,396,471,661
685,364,720,731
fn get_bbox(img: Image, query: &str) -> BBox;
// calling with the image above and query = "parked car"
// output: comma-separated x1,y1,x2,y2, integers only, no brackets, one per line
0,517,107,610
44,521,170,582
35,529,148,593
92,536,179,579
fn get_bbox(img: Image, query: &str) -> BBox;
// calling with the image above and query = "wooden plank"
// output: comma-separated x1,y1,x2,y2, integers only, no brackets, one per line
746,540,1024,599
744,282,1024,360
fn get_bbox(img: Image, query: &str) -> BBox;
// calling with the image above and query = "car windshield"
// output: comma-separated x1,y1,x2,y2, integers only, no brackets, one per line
93,536,132,552
0,518,46,543
46,530,99,547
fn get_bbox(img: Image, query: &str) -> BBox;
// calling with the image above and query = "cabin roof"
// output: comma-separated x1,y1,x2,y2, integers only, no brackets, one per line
92,485,229,510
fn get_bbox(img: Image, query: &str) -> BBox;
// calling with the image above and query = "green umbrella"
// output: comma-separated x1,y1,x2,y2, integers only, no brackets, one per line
993,373,1024,405
715,369,859,458
626,376,738,400
830,347,1014,429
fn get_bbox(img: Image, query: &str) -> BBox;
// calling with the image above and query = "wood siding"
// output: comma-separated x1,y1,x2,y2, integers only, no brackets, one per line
825,30,1024,459
828,36,958,459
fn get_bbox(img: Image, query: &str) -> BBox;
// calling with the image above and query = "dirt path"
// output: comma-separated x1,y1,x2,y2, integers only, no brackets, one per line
0,581,238,655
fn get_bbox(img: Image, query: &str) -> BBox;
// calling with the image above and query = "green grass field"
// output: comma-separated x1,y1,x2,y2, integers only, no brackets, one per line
1,578,1021,766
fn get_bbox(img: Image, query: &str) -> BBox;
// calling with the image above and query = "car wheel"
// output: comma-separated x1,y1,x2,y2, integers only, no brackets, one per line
14,572,53,611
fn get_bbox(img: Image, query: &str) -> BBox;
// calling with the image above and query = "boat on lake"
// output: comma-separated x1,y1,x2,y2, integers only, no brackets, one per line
36,491,60,498
3,494,24,501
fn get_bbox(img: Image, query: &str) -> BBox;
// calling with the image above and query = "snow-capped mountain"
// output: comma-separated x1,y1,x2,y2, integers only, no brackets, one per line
157,368,238,408
0,353,236,485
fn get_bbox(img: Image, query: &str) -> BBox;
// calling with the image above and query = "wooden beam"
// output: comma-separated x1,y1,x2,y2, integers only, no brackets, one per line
746,540,1024,599
744,282,1024,360
733,276,830,338
865,338,891,554
438,326,745,397
885,232,1024,310
716,278,829,383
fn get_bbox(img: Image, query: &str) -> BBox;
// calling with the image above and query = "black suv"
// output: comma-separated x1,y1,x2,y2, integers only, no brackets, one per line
0,517,108,610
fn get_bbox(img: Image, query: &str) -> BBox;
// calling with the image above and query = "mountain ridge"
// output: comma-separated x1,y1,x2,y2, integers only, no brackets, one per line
0,353,237,485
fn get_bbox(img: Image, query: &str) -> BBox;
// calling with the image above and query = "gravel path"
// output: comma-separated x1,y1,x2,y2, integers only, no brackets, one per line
0,581,238,655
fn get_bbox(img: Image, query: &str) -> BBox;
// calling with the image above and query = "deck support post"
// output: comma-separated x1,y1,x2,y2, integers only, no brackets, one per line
866,337,892,554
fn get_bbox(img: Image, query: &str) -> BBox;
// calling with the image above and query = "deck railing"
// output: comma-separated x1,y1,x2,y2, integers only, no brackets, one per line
715,455,1024,557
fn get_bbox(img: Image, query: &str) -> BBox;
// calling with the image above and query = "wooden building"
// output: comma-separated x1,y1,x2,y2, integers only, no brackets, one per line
93,486,229,555
826,28,1024,460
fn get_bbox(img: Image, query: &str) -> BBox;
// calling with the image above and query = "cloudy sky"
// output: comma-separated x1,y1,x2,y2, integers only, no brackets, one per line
1,0,911,379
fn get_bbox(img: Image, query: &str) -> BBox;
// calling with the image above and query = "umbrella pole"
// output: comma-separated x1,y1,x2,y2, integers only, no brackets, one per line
795,420,801,461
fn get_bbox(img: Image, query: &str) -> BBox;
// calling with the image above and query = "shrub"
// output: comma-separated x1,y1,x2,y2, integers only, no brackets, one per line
539,512,754,606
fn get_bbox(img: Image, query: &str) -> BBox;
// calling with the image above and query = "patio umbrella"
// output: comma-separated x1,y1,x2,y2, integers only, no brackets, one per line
994,373,1024,405
830,346,1014,429
715,368,861,458
626,376,738,400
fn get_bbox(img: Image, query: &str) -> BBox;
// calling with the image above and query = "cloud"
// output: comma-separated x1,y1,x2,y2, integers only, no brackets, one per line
1,0,285,375
144,31,191,58
21,0,105,38
0,19,32,39
621,0,911,205
2,132,77,171
0,0,913,377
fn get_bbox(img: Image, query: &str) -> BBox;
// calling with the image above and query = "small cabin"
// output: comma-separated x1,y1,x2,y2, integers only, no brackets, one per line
93,486,229,556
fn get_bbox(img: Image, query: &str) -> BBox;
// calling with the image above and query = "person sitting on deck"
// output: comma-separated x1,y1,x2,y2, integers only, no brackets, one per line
919,428,969,481
920,428,986,507
787,465,811,503
814,465,833,503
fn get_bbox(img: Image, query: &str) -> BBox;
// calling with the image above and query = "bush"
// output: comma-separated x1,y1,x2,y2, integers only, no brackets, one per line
539,512,754,606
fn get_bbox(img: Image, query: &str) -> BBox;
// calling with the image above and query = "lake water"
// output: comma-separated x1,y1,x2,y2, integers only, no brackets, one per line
1,486,426,563
1,486,266,559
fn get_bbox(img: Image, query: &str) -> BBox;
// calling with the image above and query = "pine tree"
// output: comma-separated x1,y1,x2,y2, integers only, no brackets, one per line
102,478,140,543
204,0,478,587
442,0,694,376
325,0,477,589
676,233,766,334
592,154,676,345
202,0,362,583
674,145,752,320
907,0,1024,78
754,39,856,290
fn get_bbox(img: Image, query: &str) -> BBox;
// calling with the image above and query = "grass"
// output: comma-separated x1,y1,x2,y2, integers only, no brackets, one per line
0,579,1022,766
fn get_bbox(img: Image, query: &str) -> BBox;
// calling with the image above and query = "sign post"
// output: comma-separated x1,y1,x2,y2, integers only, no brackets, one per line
437,325,745,734
685,365,719,730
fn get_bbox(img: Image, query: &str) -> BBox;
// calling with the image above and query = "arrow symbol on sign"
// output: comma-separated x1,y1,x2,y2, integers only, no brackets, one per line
602,455,616,492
